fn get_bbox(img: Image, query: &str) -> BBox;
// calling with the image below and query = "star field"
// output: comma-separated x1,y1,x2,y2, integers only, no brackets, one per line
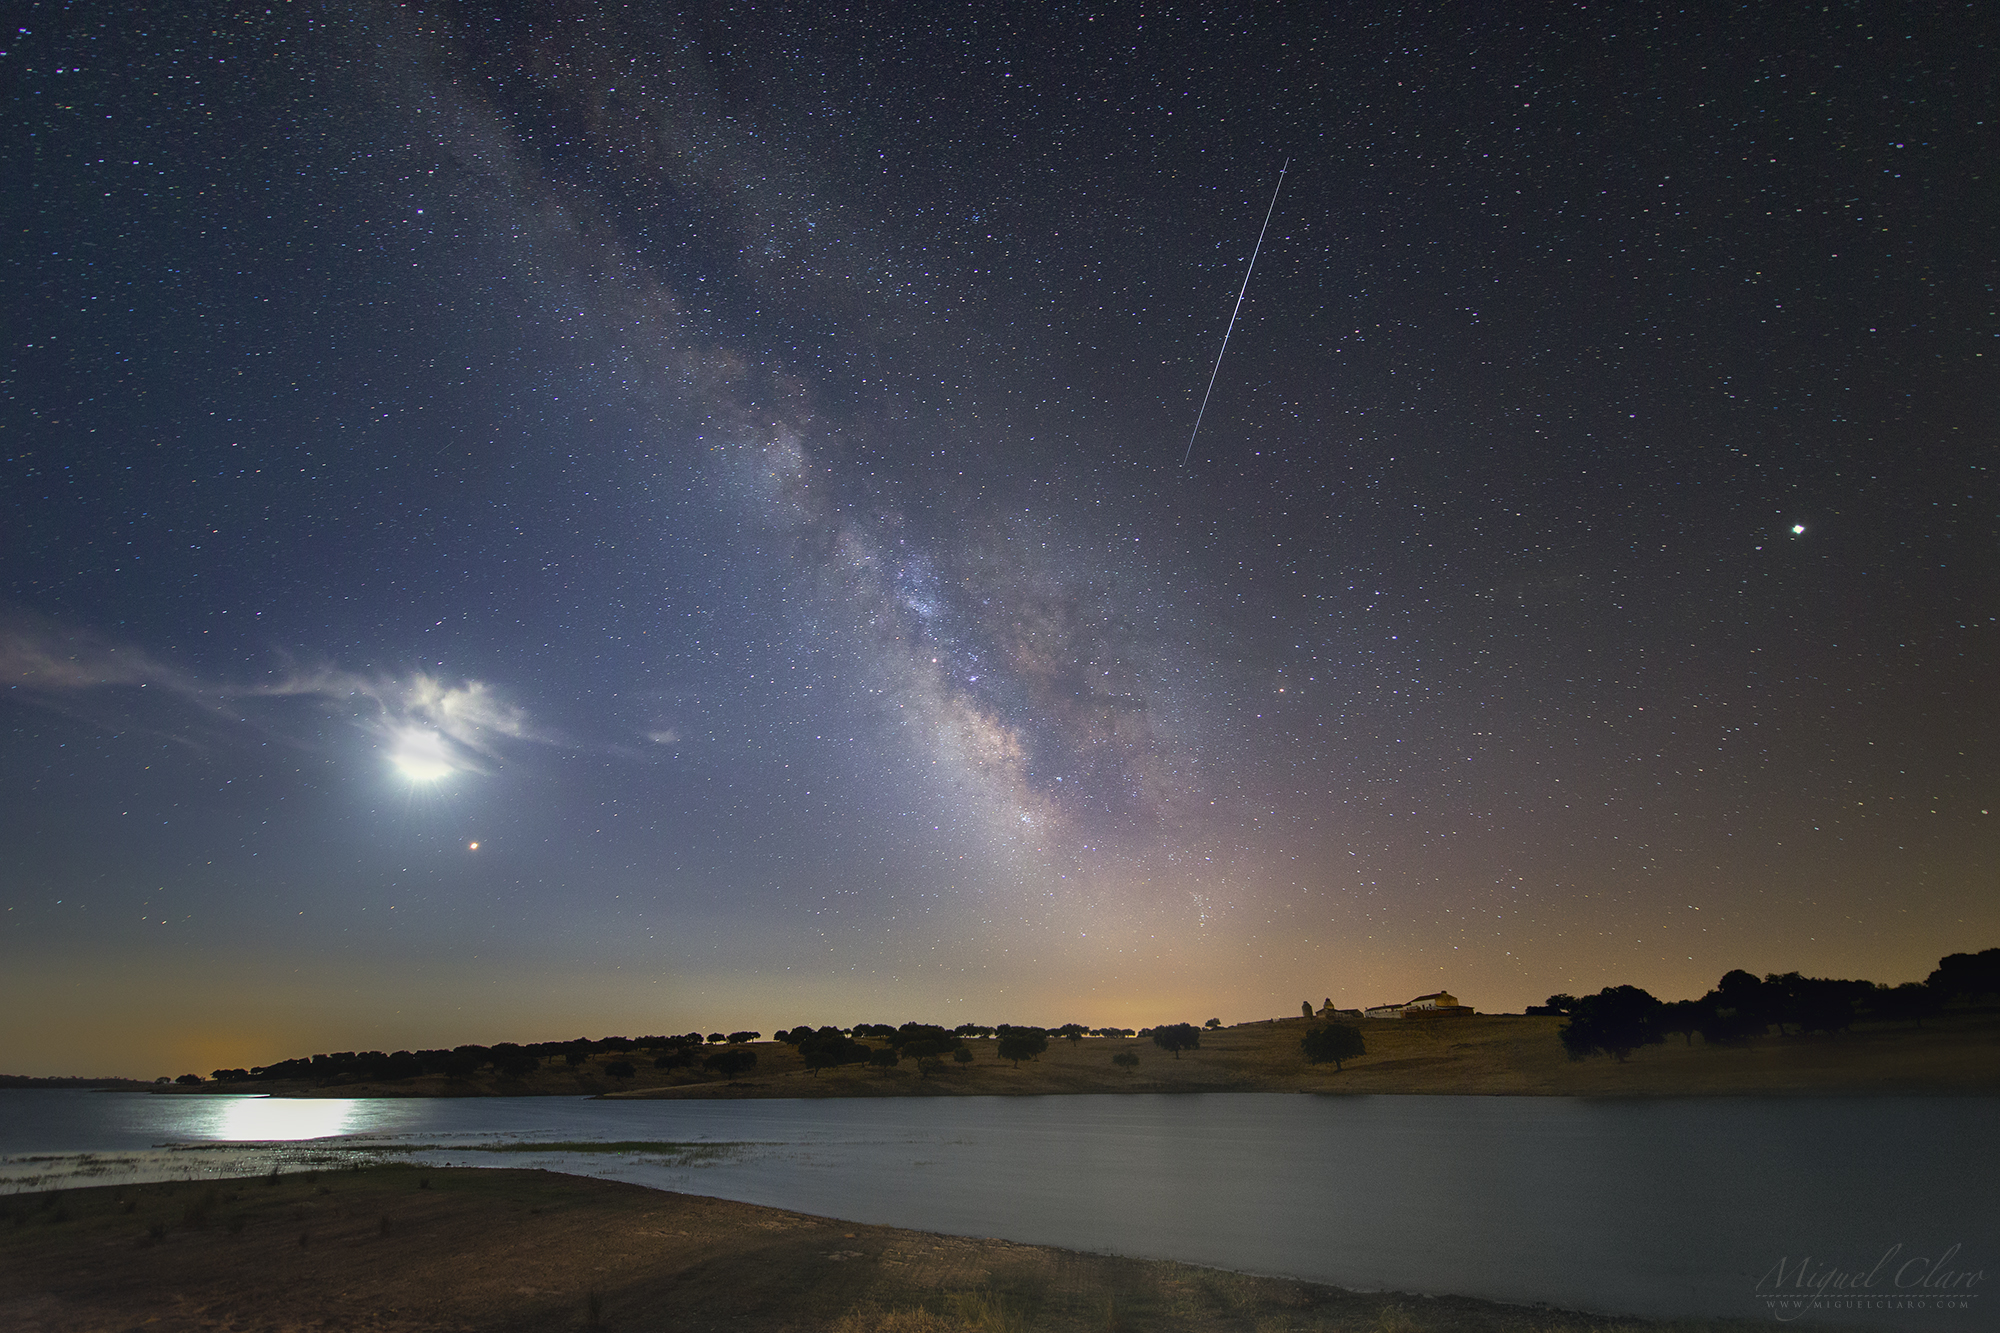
2,2,1993,1075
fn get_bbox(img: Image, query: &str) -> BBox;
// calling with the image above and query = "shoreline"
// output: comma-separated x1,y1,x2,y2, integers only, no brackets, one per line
0,1163,1820,1332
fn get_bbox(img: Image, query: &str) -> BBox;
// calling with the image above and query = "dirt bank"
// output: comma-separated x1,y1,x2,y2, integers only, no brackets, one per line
1,1165,1805,1332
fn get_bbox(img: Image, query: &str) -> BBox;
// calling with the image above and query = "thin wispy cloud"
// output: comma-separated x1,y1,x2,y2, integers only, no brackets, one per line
2,615,546,779
2,619,196,693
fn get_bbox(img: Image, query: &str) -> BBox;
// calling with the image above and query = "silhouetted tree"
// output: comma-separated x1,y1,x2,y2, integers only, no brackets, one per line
1676,973,1751,1044
1928,948,2000,1000
996,1031,1048,1066
890,1023,956,1051
1559,986,1665,1062
1786,976,1871,1037
798,1029,869,1075
1713,969,1777,1037
900,1039,949,1076
1657,999,1706,1046
1112,1050,1140,1073
494,1052,540,1079
726,1031,761,1044
1151,1024,1203,1059
1300,1023,1366,1071
889,1026,968,1075
1055,1023,1088,1044
702,1048,757,1077
1204,1018,1222,1030
866,1047,900,1071
175,1073,203,1085
1762,971,1810,1035
952,1047,974,1064
1543,994,1580,1016
1873,981,1944,1028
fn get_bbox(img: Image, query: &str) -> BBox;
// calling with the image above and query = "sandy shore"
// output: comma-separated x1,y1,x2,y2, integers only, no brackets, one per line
0,1164,1812,1332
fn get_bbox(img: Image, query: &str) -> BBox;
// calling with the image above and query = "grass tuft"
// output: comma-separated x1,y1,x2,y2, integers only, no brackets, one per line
830,1306,960,1333
1372,1305,1421,1333
948,1290,1027,1333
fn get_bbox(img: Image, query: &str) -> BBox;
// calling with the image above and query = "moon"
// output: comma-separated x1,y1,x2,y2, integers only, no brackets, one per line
388,728,457,783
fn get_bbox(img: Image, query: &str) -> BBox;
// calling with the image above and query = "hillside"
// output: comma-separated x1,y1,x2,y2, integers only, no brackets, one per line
199,1009,2000,1100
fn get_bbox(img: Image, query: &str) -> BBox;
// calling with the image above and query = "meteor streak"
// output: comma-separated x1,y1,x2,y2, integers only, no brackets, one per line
1182,159,1289,467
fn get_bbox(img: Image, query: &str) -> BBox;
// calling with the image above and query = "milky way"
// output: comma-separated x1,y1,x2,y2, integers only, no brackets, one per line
2,3,1992,1074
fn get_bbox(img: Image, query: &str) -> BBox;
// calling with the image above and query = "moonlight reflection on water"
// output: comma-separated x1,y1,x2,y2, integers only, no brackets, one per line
208,1096,374,1143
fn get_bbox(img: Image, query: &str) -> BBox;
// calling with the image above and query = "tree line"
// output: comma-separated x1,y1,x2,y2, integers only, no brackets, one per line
184,1019,1163,1087
775,1021,1165,1076
1549,948,1999,1063
195,1031,762,1087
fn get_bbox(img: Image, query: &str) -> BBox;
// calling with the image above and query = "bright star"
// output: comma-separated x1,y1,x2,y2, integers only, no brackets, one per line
1791,524,1806,536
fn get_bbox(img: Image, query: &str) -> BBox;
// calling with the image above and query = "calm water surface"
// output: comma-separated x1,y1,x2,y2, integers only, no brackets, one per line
3,1090,1991,1330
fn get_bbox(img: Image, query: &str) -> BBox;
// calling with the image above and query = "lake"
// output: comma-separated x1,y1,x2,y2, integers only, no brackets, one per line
3,1090,1991,1329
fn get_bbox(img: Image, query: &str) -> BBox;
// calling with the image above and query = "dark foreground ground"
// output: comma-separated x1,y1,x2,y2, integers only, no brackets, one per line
0,1165,1822,1333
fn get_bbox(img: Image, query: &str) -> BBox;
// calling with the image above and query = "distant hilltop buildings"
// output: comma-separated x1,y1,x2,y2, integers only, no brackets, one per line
1317,990,1473,1020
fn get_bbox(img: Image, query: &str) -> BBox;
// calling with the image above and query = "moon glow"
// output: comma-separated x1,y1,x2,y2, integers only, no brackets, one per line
388,728,458,783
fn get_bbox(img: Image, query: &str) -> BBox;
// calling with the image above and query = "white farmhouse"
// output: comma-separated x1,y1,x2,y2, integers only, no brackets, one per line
1362,990,1474,1018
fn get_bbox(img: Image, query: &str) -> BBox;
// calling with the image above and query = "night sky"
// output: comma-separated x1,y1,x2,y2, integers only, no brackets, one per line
4,3,1994,1077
